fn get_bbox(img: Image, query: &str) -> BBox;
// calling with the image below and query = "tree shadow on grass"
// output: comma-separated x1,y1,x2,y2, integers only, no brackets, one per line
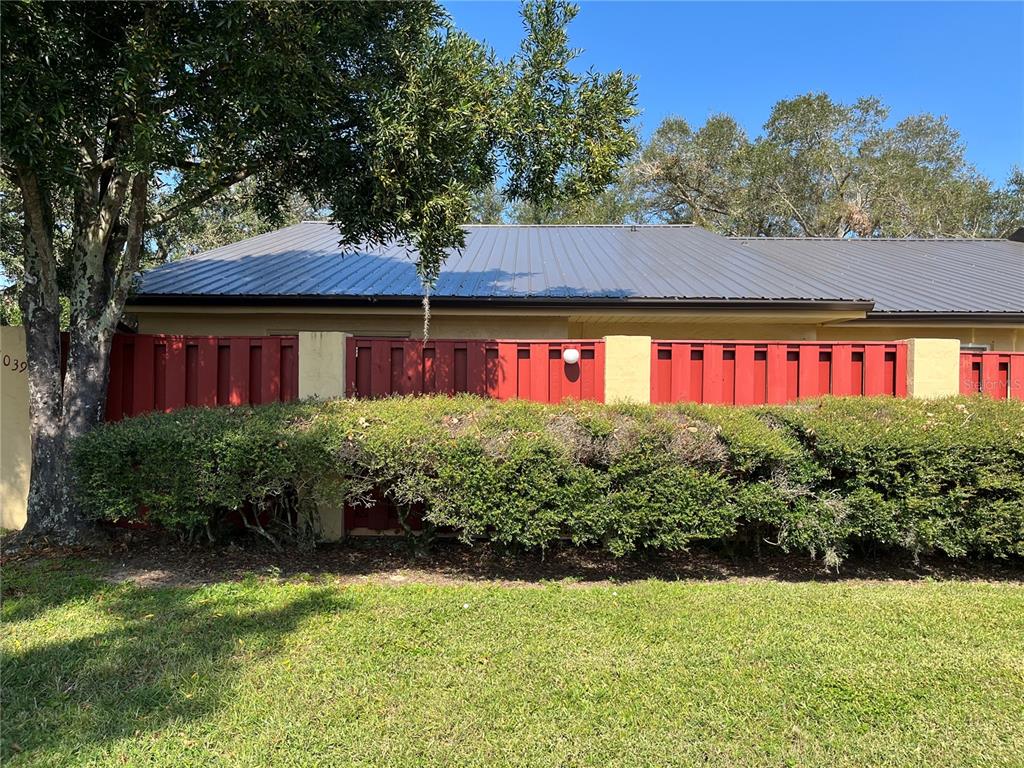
1,575,353,764
1,557,109,624
92,537,1024,588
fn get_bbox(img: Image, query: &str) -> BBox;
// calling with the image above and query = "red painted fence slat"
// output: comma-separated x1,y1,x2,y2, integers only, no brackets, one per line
959,351,1024,399
894,345,908,397
104,334,300,422
346,338,605,403
863,346,884,395
343,336,602,532
650,340,907,405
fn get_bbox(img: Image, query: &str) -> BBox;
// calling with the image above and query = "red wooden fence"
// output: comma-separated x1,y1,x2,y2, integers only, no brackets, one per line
346,337,605,403
959,351,1024,399
105,334,299,421
651,340,907,405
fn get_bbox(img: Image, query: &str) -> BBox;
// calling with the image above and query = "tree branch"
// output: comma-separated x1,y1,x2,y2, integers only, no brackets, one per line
16,168,55,265
773,181,815,237
15,167,61,330
146,167,256,228
85,168,131,260
103,173,149,329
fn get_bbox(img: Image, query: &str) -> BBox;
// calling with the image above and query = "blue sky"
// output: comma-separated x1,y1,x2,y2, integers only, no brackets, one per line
445,1,1024,183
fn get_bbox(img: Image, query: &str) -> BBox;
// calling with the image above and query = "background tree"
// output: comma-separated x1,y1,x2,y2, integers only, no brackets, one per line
467,183,509,225
148,178,324,263
469,156,648,225
510,170,648,224
1,175,23,324
1,0,637,539
636,115,750,230
990,168,1024,239
635,93,1023,237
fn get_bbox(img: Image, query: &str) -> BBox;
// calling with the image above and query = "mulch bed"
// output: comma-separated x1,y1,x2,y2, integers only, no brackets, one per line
3,528,1023,588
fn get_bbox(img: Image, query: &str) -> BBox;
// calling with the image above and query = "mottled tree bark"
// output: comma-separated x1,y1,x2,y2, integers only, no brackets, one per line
17,169,79,537
16,164,148,541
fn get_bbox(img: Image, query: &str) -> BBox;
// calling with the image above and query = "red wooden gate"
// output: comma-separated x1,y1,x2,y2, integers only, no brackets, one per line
651,340,907,405
105,334,299,421
959,351,1024,399
346,338,605,403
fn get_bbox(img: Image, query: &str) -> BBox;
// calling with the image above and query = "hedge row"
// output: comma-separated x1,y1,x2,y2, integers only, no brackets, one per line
72,395,1024,566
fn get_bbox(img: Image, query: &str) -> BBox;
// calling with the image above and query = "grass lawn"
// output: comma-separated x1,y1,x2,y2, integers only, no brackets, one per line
2,555,1023,767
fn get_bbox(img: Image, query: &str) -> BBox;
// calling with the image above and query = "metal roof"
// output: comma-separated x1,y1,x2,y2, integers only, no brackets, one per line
733,236,1024,314
135,223,1024,315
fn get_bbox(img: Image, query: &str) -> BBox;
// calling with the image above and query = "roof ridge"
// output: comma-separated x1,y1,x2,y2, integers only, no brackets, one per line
172,221,314,262
459,223,696,228
298,221,697,229
731,235,1009,242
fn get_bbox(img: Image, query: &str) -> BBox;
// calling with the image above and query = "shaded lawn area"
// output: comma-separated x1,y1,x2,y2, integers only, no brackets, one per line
2,557,1023,767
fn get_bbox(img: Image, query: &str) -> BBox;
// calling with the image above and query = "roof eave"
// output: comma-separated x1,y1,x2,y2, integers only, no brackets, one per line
127,294,874,313
864,311,1024,323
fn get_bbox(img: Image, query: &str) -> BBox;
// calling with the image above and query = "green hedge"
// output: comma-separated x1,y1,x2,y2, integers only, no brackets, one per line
72,396,1024,565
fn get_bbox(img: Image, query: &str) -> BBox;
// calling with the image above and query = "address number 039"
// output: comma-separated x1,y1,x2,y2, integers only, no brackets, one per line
3,352,28,373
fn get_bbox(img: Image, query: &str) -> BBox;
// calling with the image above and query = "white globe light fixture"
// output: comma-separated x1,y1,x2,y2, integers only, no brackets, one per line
562,348,581,365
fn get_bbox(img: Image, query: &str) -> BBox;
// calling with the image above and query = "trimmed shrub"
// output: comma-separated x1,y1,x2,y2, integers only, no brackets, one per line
72,395,1024,565
770,397,1024,560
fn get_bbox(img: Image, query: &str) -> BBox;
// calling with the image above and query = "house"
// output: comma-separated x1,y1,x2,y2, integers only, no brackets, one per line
129,223,1024,350
4,223,1022,531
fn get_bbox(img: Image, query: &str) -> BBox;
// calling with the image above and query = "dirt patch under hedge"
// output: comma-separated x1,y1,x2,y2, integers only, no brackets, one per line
5,530,1023,589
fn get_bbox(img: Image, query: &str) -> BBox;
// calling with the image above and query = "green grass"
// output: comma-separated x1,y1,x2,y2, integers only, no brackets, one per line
2,559,1023,767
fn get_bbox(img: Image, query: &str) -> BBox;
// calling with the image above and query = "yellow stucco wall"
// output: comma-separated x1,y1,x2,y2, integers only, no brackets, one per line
298,331,348,399
134,309,570,340
904,338,961,398
819,325,1022,351
577,320,1021,350
1,326,30,530
130,305,1023,351
603,335,651,403
569,321,820,341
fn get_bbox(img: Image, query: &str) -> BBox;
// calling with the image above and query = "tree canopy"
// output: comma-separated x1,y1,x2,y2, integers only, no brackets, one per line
466,92,1021,234
0,0,638,537
635,93,1022,238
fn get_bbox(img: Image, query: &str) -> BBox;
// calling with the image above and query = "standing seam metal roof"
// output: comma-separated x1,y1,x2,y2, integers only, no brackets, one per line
733,237,1024,313
135,223,1024,313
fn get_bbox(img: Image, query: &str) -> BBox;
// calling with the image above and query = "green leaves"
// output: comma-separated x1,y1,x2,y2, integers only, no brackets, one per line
3,0,640,296
500,1,639,218
70,395,1024,566
636,92,1022,237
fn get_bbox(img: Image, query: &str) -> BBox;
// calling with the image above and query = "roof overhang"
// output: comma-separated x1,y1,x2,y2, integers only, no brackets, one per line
127,294,874,313
862,311,1024,325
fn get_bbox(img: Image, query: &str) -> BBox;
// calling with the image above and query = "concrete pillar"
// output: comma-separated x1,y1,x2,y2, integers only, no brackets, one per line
1,326,30,530
603,335,652,404
301,488,345,543
298,331,348,399
903,338,961,398
317,501,345,542
297,331,348,541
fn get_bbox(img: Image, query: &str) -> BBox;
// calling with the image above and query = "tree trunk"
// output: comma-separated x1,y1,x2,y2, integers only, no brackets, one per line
16,169,84,539
57,321,118,530
62,323,115,437
14,161,162,540
19,298,70,537
15,163,143,541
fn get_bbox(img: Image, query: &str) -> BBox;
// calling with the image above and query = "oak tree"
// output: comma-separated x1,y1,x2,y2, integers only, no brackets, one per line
637,93,1021,237
1,0,637,538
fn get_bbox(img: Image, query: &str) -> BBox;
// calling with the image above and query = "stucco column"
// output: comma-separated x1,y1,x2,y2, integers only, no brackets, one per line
297,331,349,541
298,331,348,400
603,335,652,404
1,326,30,530
902,338,960,398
